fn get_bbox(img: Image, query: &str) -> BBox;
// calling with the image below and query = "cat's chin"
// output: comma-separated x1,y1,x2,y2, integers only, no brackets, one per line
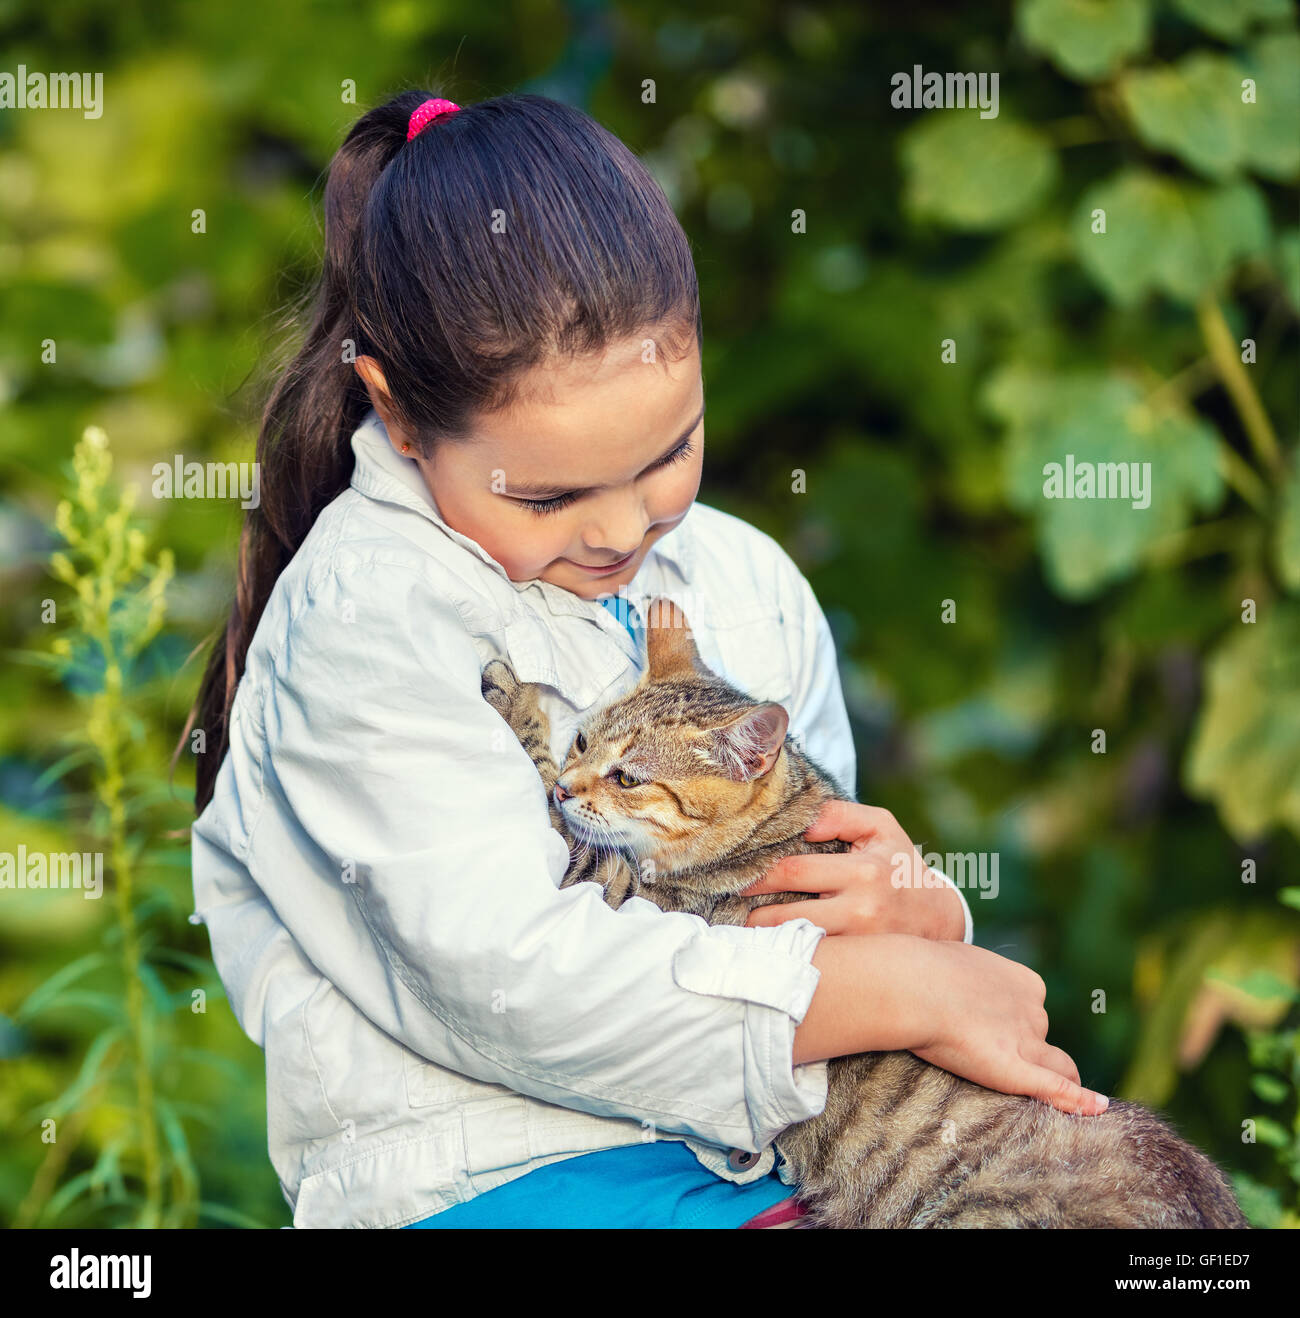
565,815,635,853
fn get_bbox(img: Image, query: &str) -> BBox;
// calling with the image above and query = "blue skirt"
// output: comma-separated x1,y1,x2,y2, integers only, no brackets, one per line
405,1140,792,1229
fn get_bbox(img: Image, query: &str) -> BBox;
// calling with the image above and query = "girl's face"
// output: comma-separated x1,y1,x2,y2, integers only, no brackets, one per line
359,332,704,600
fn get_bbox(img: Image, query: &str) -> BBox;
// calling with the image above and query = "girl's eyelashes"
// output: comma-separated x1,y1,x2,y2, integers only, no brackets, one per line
520,490,578,516
515,437,696,516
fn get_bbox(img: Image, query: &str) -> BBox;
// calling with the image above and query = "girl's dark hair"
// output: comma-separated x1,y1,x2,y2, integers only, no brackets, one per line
188,90,702,813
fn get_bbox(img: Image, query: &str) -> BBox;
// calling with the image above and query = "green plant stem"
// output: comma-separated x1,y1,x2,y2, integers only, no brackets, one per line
1147,517,1250,569
1141,355,1217,413
1216,443,1270,515
1197,294,1286,481
98,657,164,1226
12,1073,112,1227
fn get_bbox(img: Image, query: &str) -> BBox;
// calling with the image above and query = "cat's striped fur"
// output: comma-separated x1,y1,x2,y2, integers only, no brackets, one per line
481,596,1247,1228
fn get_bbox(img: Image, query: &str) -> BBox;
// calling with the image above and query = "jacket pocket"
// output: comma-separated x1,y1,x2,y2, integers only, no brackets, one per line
402,1046,517,1110
293,1122,464,1228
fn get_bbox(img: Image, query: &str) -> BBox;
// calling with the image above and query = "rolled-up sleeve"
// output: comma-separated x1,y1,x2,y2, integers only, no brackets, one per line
194,556,830,1154
671,921,828,1133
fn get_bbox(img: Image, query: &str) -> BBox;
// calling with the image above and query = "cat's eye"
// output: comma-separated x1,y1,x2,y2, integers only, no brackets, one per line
574,731,587,754
612,769,640,789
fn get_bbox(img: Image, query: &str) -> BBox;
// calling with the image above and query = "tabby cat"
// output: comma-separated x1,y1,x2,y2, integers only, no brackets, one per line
480,596,1247,1229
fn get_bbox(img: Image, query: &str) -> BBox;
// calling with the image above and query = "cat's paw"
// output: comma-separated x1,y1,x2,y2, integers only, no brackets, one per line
480,658,520,719
594,852,640,909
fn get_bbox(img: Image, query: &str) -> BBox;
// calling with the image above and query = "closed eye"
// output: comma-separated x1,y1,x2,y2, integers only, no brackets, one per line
514,436,697,516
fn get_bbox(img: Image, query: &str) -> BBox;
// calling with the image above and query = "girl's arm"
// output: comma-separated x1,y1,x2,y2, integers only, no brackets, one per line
794,934,1109,1115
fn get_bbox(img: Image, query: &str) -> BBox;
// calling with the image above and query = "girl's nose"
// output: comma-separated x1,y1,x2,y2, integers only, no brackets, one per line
582,494,650,557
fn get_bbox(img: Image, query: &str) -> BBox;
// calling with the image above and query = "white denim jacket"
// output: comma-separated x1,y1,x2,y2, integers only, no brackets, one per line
190,409,973,1228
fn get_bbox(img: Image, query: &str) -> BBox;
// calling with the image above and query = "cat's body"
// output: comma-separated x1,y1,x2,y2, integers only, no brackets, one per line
480,597,1247,1228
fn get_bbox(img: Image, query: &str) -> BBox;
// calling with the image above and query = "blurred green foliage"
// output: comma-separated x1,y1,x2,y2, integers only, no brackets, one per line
1,0,1297,1227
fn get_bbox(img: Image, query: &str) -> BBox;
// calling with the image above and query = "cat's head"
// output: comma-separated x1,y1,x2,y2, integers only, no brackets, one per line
552,597,790,877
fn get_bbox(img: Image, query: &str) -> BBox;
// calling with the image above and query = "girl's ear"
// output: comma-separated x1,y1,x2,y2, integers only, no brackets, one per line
354,354,389,398
355,356,411,451
708,702,790,782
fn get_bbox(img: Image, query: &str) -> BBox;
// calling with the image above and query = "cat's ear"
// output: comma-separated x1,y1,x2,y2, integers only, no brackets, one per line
708,702,789,782
643,596,714,681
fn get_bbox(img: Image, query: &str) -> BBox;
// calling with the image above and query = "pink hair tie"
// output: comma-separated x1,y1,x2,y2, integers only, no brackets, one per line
407,97,461,141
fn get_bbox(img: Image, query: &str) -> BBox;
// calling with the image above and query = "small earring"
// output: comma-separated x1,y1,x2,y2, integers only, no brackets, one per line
401,442,411,454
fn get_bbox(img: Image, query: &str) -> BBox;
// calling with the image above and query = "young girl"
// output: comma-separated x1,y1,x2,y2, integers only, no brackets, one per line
189,90,1106,1230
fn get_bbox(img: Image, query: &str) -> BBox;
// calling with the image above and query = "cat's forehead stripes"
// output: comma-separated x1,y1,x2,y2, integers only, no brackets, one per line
576,677,757,782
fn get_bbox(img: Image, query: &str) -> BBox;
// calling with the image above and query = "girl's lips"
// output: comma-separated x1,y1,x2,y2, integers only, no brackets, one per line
569,547,637,575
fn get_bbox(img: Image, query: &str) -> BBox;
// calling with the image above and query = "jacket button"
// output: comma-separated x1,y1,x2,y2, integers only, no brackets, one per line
727,1148,757,1172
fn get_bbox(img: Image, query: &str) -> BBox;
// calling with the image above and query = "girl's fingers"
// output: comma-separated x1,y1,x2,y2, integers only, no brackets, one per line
1026,1041,1081,1088
740,850,865,896
1018,1062,1109,1116
799,798,881,843
745,900,840,932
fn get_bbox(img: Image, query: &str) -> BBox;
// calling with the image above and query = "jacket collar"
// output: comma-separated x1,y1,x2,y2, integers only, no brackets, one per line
348,408,693,616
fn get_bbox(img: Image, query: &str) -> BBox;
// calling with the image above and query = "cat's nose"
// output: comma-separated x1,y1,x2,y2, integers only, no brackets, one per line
554,780,571,804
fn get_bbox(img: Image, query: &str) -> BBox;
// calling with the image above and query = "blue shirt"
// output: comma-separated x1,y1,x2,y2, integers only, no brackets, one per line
598,592,641,644
404,1140,793,1229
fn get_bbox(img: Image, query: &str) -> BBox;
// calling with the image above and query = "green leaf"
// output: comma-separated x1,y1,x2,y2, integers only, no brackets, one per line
1121,54,1248,179
156,1098,196,1179
990,365,1225,597
137,960,174,1015
1276,452,1300,593
1238,32,1300,180
1279,887,1300,911
1251,1115,1292,1147
1016,0,1151,81
15,951,110,1023
1122,38,1300,182
1186,605,1300,840
1232,1172,1284,1228
1171,0,1293,45
1073,170,1272,305
1251,1072,1291,1103
32,747,98,794
197,1200,272,1229
1206,967,1299,1002
28,990,126,1022
41,1169,102,1225
901,114,1058,230
47,1025,124,1120
89,1137,127,1195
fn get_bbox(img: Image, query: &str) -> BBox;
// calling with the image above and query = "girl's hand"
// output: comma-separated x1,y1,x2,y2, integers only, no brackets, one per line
796,935,1108,1116
913,939,1109,1116
742,800,966,940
